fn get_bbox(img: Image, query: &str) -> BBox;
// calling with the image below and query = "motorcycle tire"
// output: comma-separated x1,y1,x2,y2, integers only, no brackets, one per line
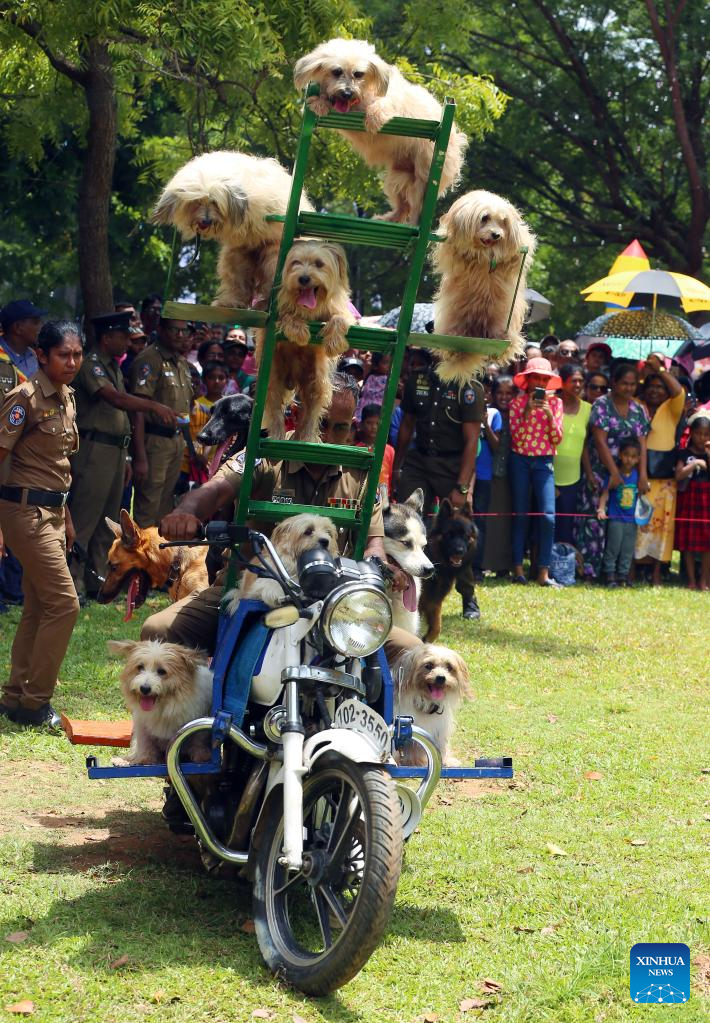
252,753,403,995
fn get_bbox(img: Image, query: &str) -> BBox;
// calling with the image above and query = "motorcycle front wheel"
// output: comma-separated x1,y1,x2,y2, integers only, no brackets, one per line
252,753,403,995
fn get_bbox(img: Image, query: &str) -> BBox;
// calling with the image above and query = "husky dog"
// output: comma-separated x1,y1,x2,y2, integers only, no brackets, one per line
382,489,433,635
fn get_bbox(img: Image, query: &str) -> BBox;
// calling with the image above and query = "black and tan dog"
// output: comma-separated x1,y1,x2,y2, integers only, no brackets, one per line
419,501,479,641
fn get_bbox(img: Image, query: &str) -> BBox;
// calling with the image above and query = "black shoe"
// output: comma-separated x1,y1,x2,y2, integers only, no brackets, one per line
0,703,18,722
462,596,481,620
14,703,62,729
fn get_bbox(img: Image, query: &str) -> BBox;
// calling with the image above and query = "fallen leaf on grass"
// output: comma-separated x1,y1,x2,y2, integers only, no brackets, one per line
240,918,256,934
460,997,489,1011
252,1011,272,1020
692,953,710,994
480,979,503,993
546,714,558,723
516,865,534,874
541,925,559,936
423,1014,439,1022
512,925,535,933
5,1002,34,1015
109,954,130,969
546,842,568,857
5,932,30,944
584,771,603,781
438,796,453,806
627,838,647,846
293,1016,309,1023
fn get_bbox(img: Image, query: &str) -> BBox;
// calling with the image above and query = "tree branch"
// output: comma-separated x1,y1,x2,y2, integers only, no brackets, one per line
0,8,87,84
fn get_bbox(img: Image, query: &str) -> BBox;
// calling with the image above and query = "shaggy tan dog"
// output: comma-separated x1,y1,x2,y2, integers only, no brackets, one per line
294,38,467,225
108,639,213,766
151,150,313,309
258,240,354,442
432,190,537,384
392,643,472,767
227,513,339,610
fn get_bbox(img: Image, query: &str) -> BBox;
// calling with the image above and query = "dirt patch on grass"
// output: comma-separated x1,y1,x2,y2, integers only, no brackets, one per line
445,778,511,799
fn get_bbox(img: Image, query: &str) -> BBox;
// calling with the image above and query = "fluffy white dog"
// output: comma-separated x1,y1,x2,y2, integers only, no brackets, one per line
108,639,213,766
228,513,339,611
151,150,313,308
392,643,472,767
259,239,355,442
294,38,467,224
433,190,537,384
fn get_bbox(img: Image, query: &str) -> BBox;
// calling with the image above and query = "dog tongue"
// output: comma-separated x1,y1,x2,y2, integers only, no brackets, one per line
334,97,353,113
402,571,418,613
429,684,446,701
139,695,157,712
124,574,140,623
297,287,317,309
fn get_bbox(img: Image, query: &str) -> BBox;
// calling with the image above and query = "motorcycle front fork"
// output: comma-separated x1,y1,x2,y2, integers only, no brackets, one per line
280,679,306,870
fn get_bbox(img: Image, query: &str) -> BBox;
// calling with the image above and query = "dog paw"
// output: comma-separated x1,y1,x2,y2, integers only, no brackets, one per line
444,755,462,768
307,96,331,118
111,756,131,767
364,102,389,133
278,316,311,347
321,316,352,355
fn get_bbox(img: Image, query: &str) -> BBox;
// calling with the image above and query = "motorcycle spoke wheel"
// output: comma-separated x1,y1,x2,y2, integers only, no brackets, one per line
253,755,402,995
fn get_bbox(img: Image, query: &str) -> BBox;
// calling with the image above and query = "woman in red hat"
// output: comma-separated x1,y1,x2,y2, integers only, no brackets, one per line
508,357,564,585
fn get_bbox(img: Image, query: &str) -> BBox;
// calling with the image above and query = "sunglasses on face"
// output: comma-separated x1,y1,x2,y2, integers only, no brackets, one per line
588,383,608,393
559,348,579,356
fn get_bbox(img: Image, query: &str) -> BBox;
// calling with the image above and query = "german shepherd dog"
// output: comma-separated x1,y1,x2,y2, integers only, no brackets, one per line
98,509,209,621
419,501,478,642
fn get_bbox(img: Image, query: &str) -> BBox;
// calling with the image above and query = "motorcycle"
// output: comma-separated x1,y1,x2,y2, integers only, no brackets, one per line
76,521,512,994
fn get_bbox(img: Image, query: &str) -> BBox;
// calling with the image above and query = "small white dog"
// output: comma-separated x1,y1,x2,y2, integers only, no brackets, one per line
228,513,339,611
433,190,537,384
151,150,313,309
294,39,467,224
108,639,213,766
392,643,472,766
382,489,434,635
259,240,355,442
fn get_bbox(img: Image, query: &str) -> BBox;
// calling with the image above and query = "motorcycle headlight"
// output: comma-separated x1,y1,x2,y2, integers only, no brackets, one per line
321,582,392,657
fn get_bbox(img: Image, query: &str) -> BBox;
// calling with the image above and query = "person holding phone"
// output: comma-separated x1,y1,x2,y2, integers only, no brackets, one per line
508,358,564,585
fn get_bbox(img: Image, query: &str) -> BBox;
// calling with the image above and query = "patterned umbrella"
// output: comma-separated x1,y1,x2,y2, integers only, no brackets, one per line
581,268,710,315
379,303,434,333
576,309,704,359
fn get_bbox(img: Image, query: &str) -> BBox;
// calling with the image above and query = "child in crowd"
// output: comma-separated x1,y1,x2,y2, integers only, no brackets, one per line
179,360,228,488
471,385,502,579
674,412,710,590
597,435,641,587
356,403,395,497
356,352,391,419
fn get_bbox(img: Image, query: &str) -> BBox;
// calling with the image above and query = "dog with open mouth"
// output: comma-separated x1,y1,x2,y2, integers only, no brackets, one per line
382,488,434,635
108,639,213,766
151,150,313,309
294,38,467,225
419,500,478,642
258,239,355,443
392,643,472,766
98,509,208,621
195,392,253,476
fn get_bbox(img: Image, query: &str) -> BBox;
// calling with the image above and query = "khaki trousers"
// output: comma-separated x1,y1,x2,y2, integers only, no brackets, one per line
0,500,80,710
141,585,422,663
133,434,184,528
69,441,126,595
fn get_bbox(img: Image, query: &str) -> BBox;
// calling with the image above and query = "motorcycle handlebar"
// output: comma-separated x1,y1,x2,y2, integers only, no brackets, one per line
159,521,251,549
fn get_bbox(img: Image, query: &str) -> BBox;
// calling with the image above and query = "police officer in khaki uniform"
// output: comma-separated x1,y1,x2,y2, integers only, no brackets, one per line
140,375,420,661
68,312,178,599
393,361,485,621
0,321,83,727
129,318,193,528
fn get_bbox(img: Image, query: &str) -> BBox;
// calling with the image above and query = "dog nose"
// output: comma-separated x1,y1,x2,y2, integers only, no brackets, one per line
434,674,447,686
298,275,311,286
341,88,353,99
490,230,501,240
319,537,330,548
140,684,152,695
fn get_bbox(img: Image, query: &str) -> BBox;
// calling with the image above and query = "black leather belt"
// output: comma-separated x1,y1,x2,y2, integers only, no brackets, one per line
416,445,462,458
0,485,69,508
79,428,131,449
145,423,180,438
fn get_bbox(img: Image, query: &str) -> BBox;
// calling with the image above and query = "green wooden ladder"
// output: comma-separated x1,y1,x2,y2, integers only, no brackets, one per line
164,85,509,559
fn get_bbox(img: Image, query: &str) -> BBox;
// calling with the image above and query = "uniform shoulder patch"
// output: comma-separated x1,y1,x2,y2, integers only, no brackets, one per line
91,365,107,377
462,387,478,405
139,363,151,377
8,403,26,427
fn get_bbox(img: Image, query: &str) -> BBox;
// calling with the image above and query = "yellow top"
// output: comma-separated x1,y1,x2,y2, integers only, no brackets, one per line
553,401,591,487
646,390,685,452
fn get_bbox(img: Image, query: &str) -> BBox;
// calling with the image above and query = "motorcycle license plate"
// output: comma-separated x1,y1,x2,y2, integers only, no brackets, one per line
333,700,390,757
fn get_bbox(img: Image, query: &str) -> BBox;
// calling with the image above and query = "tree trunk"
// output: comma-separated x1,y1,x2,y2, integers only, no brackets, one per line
77,39,116,333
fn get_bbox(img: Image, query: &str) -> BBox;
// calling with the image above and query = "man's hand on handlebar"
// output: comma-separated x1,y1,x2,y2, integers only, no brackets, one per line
159,510,203,541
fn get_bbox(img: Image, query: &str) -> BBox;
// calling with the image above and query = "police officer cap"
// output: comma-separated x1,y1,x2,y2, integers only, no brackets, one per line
0,299,48,325
92,311,132,336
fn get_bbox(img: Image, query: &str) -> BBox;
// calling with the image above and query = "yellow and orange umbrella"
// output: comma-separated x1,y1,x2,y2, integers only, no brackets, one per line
581,268,710,315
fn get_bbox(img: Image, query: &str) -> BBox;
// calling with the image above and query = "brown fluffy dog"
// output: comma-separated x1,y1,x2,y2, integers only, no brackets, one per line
108,639,213,766
227,513,339,611
258,240,355,442
98,509,208,621
294,39,467,225
392,643,472,766
433,190,537,384
151,150,313,309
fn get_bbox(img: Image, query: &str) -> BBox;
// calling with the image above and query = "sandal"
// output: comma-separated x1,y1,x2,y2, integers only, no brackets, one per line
512,574,527,584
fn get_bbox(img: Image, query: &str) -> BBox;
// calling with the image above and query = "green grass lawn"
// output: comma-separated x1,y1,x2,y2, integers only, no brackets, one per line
1,584,709,1022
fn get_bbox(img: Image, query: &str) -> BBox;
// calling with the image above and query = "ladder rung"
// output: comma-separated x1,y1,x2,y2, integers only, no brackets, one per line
408,332,511,356
258,438,373,469
344,324,397,353
315,111,440,140
162,302,268,327
264,212,417,251
247,501,360,527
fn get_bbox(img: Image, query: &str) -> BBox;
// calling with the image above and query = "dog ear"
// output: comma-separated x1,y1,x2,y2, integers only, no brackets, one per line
438,498,453,523
220,183,248,227
393,647,419,694
402,488,424,516
105,517,122,538
119,508,140,550
107,640,136,658
368,54,391,96
294,53,326,91
322,243,350,285
450,650,473,698
150,189,179,226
